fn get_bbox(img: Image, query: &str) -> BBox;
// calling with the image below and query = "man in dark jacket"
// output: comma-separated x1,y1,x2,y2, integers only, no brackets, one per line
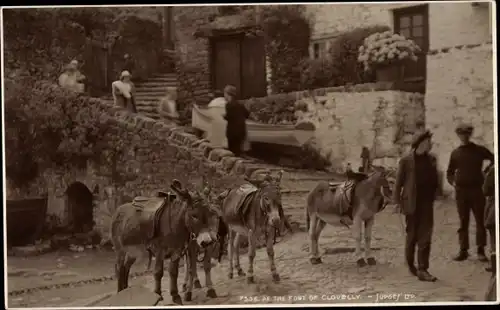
446,123,494,262
223,85,249,157
393,129,439,282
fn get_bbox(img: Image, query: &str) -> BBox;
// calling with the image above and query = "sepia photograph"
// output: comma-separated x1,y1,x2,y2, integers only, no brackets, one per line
2,1,497,308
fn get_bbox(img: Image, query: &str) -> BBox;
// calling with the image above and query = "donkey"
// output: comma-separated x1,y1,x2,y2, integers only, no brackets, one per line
306,166,394,267
110,179,219,305
218,171,284,284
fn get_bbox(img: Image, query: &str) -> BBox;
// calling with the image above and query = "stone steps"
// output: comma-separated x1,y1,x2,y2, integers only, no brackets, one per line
102,72,179,119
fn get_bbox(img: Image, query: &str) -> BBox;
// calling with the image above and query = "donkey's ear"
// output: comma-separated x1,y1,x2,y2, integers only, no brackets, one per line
275,170,284,184
171,179,190,200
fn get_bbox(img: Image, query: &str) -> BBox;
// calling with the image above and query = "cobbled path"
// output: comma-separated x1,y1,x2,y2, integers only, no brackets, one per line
7,172,495,307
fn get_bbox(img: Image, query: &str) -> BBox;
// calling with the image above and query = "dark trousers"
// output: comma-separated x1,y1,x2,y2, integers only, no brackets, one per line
227,135,243,157
455,187,487,251
488,228,496,254
405,198,434,271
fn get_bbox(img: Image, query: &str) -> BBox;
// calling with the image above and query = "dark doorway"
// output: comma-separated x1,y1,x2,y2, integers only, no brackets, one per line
211,34,267,99
66,182,94,233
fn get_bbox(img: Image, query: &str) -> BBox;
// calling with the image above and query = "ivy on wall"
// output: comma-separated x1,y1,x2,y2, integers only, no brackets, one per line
4,78,136,189
3,8,162,96
256,5,312,94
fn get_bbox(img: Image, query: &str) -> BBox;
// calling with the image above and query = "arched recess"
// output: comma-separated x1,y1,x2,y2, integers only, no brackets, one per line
66,182,94,233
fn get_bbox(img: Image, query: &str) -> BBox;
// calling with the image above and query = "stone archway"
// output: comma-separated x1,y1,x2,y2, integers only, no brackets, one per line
66,182,94,233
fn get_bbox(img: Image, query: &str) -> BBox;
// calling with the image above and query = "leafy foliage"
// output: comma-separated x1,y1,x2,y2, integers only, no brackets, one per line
299,58,338,90
4,78,134,188
244,96,297,124
3,7,162,96
329,25,390,85
257,5,312,93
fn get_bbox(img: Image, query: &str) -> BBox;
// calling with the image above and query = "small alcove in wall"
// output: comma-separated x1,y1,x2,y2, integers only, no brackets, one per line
66,182,95,233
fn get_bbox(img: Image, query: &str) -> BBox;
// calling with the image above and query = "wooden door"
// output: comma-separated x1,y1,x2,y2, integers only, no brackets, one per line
212,37,241,95
241,36,267,99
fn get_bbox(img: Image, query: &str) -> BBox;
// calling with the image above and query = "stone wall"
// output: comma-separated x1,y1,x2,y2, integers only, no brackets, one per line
292,84,424,172
7,103,274,241
425,43,494,193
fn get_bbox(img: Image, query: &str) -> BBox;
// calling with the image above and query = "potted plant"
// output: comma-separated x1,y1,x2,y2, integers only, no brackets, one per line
357,31,421,82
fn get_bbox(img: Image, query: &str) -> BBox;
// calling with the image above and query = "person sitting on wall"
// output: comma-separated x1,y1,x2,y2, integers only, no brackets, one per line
112,70,137,113
223,85,249,157
58,60,86,93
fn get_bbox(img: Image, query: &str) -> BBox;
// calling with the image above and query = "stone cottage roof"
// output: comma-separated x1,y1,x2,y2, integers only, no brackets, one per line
193,13,258,38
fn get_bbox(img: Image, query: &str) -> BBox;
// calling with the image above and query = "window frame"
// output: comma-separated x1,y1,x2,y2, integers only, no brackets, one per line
393,4,429,83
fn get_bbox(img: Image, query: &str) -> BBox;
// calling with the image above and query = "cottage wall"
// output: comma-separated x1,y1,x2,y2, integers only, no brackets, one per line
294,86,424,172
306,2,492,49
426,44,494,193
306,2,494,194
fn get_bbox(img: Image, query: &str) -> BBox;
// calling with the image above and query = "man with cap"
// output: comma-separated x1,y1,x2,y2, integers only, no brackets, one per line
393,129,439,282
223,85,249,157
446,123,494,262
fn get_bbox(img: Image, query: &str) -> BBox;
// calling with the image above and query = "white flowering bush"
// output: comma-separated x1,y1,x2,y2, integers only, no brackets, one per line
357,31,421,71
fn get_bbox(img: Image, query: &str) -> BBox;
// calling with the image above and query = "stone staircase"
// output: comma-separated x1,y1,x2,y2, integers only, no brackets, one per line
102,72,178,120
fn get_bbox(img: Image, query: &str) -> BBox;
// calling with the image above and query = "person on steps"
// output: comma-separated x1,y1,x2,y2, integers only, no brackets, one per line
393,129,439,282
223,85,249,157
446,123,494,262
112,70,137,113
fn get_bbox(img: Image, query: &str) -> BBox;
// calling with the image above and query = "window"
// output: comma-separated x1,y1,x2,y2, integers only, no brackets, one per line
313,43,320,59
393,4,429,82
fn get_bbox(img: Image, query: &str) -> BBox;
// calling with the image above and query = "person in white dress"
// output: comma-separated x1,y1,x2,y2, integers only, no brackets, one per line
112,71,137,113
58,60,85,93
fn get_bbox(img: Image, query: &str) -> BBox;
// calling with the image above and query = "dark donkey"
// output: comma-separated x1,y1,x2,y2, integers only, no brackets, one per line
219,171,284,284
306,166,394,266
110,179,218,305
180,185,228,301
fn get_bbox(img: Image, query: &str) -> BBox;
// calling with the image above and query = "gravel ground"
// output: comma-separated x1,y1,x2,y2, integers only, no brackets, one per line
7,186,496,307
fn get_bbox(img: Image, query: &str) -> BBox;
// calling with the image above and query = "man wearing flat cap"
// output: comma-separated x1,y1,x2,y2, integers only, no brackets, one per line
393,129,439,282
446,123,494,262
223,85,250,157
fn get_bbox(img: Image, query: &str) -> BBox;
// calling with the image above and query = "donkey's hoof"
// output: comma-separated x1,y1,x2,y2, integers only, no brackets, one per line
184,292,192,302
366,257,377,266
228,273,233,279
247,276,255,284
310,257,322,265
181,283,187,292
207,288,217,298
356,258,367,267
272,273,281,283
194,279,202,289
172,294,183,305
157,294,164,302
237,269,246,277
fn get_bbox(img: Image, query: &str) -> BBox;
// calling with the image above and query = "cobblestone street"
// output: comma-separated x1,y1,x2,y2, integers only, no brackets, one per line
7,190,494,307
